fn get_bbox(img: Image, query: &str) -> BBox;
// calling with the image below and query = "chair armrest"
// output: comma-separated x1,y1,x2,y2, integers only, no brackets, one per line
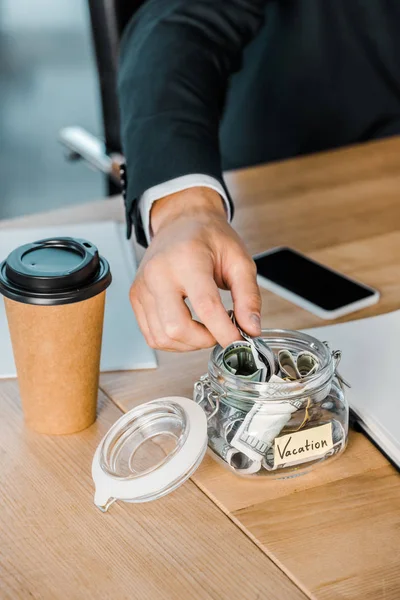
59,126,123,184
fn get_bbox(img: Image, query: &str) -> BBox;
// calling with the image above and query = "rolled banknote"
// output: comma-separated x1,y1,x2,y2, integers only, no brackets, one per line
296,351,319,377
208,428,262,474
227,309,276,380
231,375,303,462
262,447,275,471
217,403,248,444
252,336,278,378
223,341,264,381
278,349,320,380
278,349,301,379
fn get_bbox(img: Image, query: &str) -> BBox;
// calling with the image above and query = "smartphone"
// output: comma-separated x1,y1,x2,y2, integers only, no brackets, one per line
253,247,379,319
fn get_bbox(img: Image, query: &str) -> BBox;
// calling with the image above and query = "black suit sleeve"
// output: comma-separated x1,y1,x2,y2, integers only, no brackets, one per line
118,0,267,244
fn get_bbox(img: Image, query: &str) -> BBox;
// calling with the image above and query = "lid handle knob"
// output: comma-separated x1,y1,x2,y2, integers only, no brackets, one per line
94,490,116,512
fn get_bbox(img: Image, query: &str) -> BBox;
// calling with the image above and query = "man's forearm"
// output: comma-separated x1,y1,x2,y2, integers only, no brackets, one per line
118,0,267,243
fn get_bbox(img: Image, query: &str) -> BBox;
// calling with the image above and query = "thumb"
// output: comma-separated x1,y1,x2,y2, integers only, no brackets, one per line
225,255,262,337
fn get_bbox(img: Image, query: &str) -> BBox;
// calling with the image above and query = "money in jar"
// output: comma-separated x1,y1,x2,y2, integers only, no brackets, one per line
194,327,349,478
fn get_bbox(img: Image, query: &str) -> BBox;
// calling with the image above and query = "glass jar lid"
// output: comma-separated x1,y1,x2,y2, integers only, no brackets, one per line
92,397,207,511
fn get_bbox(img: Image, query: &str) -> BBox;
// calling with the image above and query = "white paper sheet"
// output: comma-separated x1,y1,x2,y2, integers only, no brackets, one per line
0,221,157,375
306,310,400,467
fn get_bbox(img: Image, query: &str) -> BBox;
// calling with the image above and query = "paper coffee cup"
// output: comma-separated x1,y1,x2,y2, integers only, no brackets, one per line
0,237,112,434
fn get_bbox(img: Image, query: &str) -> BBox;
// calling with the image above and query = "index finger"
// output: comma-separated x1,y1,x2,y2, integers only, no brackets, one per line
185,275,240,348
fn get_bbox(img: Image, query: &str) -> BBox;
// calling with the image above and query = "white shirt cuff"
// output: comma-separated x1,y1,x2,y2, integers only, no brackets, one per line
138,174,231,245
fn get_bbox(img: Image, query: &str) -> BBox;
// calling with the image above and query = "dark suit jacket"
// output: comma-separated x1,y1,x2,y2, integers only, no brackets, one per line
118,0,400,245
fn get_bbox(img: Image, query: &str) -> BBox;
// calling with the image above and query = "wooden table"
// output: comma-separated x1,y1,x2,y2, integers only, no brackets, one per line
1,137,400,600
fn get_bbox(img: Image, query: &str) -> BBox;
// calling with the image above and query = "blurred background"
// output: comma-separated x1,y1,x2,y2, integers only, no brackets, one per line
0,0,103,220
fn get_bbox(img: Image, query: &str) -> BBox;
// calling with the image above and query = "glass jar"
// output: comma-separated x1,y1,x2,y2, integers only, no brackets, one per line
92,328,349,511
194,329,348,478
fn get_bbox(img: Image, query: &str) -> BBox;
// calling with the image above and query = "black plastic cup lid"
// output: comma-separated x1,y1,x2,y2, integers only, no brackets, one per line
0,237,112,305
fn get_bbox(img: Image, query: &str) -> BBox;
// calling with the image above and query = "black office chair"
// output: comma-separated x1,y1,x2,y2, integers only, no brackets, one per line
59,0,145,194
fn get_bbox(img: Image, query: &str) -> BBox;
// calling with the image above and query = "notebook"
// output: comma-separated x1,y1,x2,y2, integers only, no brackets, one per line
306,310,400,468
0,221,157,375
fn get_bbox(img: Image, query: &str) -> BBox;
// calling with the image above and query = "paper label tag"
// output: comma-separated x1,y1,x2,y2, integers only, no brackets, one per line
273,423,333,468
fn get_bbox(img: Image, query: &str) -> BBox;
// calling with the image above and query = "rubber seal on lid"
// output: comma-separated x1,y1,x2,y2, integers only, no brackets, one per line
92,397,208,511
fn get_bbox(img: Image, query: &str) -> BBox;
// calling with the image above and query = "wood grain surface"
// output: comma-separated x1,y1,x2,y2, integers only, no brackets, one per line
1,136,400,599
0,381,306,600
99,137,400,600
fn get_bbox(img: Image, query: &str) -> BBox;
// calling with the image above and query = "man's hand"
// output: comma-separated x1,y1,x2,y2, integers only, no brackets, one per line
130,187,262,351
